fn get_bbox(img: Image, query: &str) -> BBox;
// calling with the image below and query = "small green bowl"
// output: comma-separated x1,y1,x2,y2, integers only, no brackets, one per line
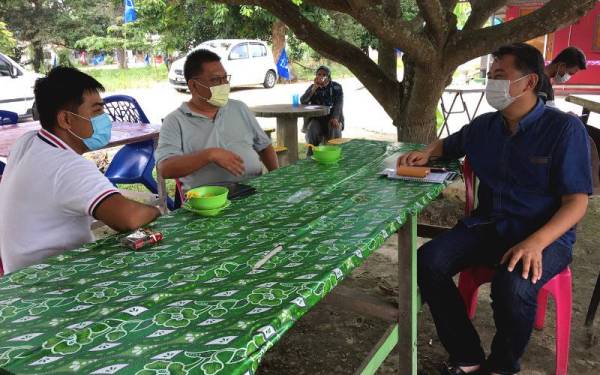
186,186,229,210
184,200,231,217
313,145,341,162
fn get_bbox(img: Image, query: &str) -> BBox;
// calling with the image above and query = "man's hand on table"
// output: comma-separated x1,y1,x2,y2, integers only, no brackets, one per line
501,239,544,284
208,148,245,176
397,150,431,167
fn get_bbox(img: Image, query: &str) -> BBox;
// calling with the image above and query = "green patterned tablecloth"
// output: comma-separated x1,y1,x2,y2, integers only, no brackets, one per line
0,140,453,375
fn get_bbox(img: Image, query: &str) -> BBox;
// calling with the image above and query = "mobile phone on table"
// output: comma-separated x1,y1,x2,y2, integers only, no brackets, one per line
213,182,256,200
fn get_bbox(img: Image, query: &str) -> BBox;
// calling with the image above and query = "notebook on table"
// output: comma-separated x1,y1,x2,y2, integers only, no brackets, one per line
379,153,457,184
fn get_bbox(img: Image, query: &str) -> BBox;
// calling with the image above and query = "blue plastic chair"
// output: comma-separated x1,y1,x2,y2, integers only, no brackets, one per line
102,95,174,210
0,110,18,126
0,110,18,176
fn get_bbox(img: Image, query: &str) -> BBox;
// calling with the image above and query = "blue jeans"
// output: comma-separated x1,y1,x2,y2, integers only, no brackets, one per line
418,222,572,374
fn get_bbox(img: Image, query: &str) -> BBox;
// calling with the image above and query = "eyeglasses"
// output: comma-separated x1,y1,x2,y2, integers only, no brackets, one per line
193,75,231,86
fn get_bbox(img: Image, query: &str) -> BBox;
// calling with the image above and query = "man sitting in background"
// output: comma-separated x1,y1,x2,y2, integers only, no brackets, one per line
0,67,160,274
156,49,278,193
301,66,344,154
539,46,587,107
538,46,600,181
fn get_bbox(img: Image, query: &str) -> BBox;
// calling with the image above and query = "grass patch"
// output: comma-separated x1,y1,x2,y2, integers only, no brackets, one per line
117,170,177,198
82,65,168,91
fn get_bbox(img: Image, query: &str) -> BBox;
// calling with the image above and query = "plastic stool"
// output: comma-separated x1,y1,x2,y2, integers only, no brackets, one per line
458,266,572,375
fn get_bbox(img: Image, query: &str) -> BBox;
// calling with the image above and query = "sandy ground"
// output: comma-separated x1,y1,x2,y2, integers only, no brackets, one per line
107,79,600,143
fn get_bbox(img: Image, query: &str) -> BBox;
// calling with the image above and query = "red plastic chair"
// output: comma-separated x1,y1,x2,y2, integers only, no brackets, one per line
174,178,185,209
458,159,572,375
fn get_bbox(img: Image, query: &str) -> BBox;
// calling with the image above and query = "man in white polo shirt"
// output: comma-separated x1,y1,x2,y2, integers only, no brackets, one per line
0,67,160,274
156,49,278,193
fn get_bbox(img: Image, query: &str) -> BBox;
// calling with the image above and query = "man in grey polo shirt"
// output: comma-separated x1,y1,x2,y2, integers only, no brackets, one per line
156,49,278,192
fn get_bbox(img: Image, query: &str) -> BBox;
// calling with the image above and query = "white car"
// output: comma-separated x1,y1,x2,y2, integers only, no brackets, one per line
168,39,278,91
0,53,40,120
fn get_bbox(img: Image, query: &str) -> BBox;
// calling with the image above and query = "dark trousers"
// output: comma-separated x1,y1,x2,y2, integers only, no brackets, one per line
304,117,342,155
418,222,572,374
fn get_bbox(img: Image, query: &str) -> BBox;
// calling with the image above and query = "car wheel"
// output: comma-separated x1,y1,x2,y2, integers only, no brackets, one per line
263,70,276,89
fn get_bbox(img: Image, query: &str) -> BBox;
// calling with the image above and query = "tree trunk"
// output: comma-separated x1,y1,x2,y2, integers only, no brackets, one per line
31,40,44,73
271,20,289,81
396,61,450,143
378,0,398,80
272,20,286,64
117,47,128,69
378,42,397,80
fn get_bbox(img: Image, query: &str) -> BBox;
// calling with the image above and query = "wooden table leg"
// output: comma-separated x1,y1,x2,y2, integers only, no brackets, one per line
276,117,299,164
154,138,168,212
398,214,418,375
585,273,600,327
581,108,591,125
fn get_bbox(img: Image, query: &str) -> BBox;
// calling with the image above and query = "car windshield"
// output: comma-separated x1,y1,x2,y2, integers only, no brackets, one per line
200,42,231,52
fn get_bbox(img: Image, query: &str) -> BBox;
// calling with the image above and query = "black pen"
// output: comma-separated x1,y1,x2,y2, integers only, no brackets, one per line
430,167,448,173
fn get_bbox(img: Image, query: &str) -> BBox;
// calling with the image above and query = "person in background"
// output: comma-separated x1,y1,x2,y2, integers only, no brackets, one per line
400,43,591,375
539,46,587,106
0,67,160,274
300,66,344,154
538,46,600,179
155,49,278,193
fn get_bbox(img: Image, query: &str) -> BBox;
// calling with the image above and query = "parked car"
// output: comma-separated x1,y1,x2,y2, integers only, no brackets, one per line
0,53,40,120
168,39,278,92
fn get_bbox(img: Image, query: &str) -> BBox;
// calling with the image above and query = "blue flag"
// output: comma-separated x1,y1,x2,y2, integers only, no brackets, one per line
124,0,137,23
276,48,290,80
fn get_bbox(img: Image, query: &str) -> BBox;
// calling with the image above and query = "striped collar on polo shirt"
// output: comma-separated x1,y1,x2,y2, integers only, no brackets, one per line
37,129,69,150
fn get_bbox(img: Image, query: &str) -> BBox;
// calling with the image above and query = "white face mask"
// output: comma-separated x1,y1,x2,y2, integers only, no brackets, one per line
554,72,571,84
485,75,528,111
194,81,230,107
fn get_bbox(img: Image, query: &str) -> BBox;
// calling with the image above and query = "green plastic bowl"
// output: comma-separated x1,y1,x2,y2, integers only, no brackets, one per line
313,145,341,162
186,186,229,210
184,200,231,217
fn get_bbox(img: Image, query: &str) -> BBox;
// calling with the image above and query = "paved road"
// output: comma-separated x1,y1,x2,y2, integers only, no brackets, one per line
108,78,600,143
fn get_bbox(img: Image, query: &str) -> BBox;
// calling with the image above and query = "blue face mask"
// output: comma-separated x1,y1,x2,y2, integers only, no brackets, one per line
68,112,112,150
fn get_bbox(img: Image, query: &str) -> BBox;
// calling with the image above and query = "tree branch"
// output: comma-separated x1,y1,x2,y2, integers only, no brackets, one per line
302,0,360,12
214,0,402,118
344,0,436,64
447,0,596,69
217,0,435,64
416,0,448,46
463,0,508,31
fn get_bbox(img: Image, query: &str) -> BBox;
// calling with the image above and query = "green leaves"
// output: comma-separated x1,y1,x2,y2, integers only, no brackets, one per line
0,21,16,55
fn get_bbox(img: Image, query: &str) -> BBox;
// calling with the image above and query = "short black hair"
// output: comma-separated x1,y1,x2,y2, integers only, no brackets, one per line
492,43,545,91
34,66,104,131
184,49,221,82
551,47,587,70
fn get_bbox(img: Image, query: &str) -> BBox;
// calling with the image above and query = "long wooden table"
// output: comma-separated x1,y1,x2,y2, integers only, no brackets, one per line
250,104,330,164
565,95,600,330
565,94,600,124
0,121,167,211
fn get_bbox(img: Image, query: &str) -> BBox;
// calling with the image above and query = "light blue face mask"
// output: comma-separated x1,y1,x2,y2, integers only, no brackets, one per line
68,112,112,150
